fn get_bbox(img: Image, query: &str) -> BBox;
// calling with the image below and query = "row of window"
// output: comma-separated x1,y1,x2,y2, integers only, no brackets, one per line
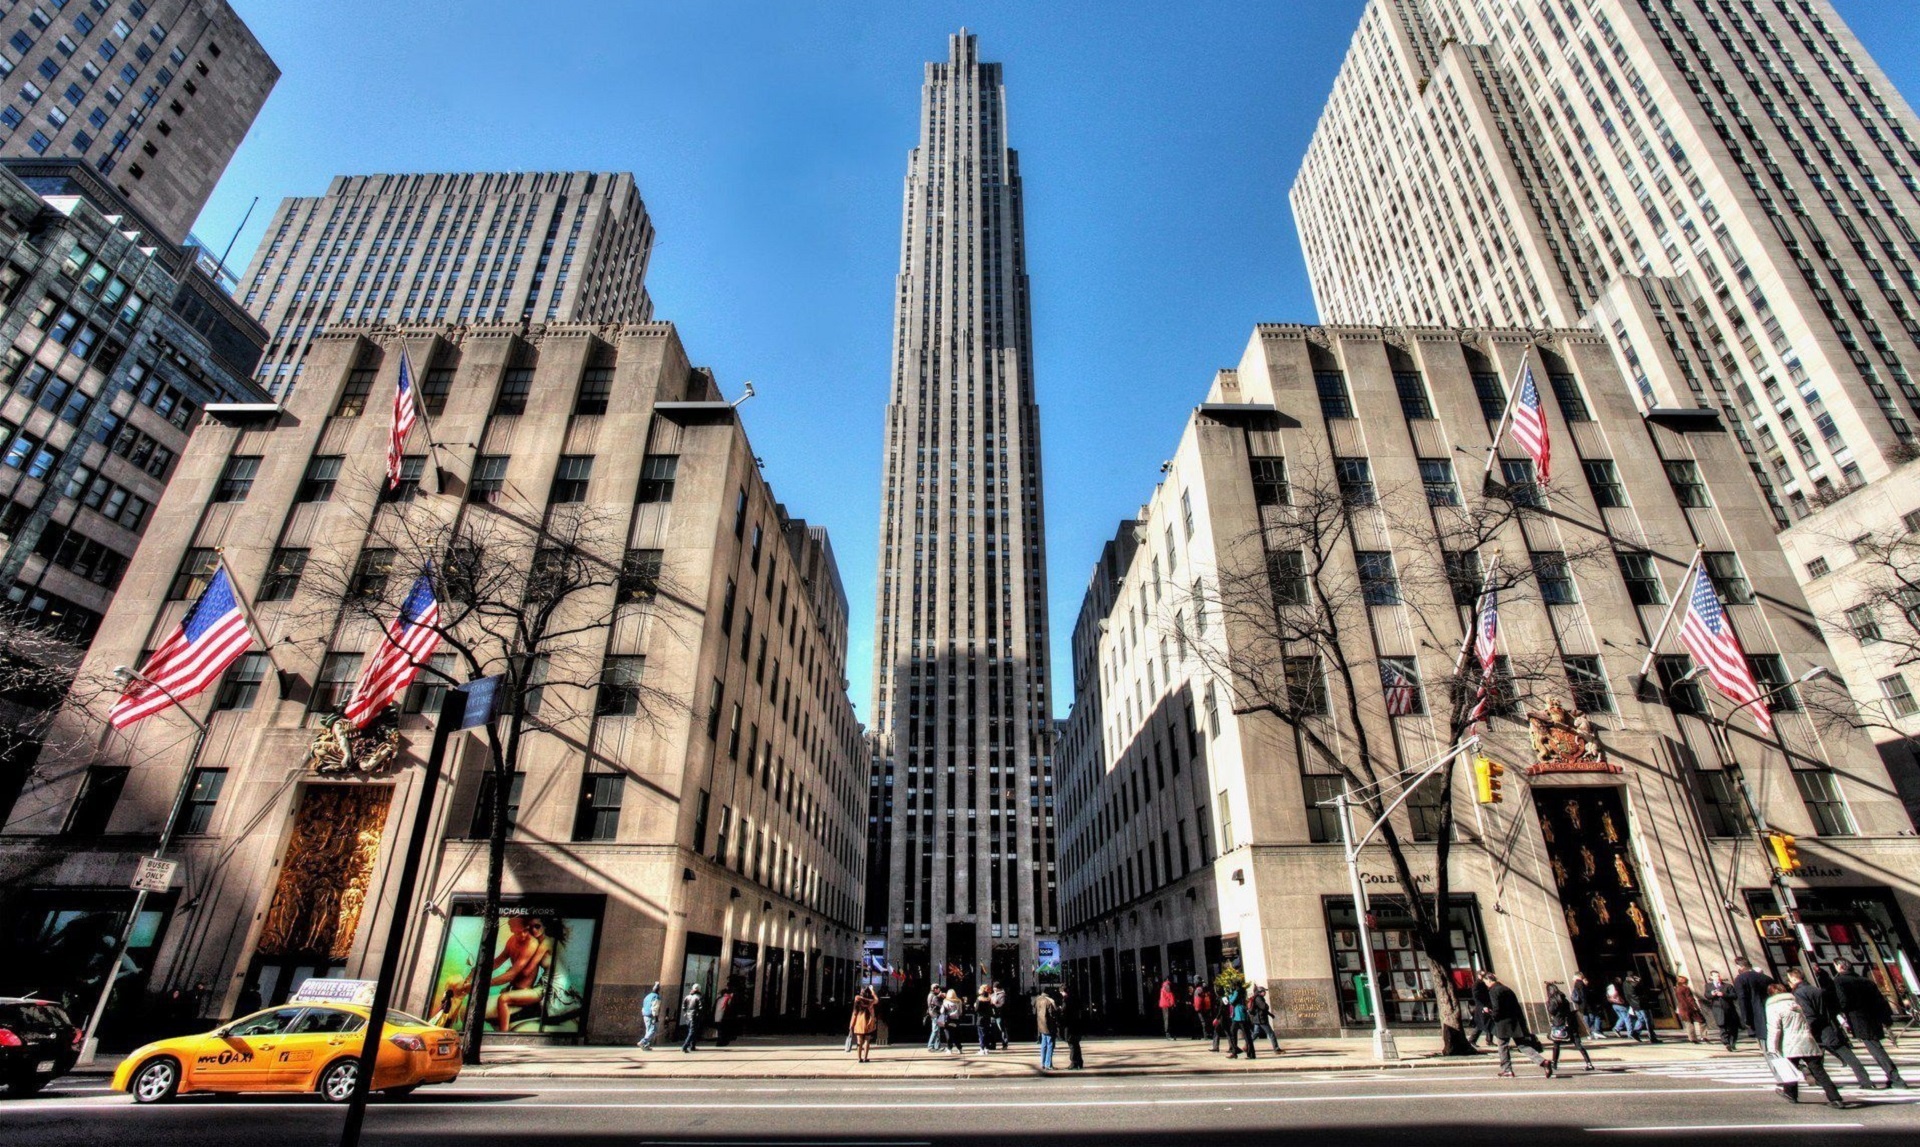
333,359,616,420
1252,453,1710,512
1310,367,1593,424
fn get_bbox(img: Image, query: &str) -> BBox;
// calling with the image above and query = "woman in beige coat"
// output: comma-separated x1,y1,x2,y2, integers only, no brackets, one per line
1766,982,1846,1107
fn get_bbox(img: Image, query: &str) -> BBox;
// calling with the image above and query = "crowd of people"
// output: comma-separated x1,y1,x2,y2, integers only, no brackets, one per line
904,981,1086,1070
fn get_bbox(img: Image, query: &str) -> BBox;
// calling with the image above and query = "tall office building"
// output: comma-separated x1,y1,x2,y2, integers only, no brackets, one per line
1292,0,1920,811
0,0,276,246
236,171,655,396
868,31,1056,987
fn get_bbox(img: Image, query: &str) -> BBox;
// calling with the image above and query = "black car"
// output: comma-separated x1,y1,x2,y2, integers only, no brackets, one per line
0,998,82,1096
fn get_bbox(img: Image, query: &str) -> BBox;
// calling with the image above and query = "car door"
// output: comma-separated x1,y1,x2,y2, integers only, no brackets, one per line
194,1007,304,1090
271,1006,365,1088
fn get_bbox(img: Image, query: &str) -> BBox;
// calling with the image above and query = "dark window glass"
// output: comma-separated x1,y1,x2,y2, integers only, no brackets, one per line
495,365,532,415
384,455,425,503
65,765,127,835
1665,459,1711,508
1445,550,1483,607
1356,550,1401,605
1393,370,1433,419
574,774,624,841
1500,458,1543,507
1303,774,1344,843
1531,550,1576,605
350,547,394,600
1655,655,1706,715
297,455,341,502
1748,654,1799,711
1314,370,1352,419
1547,373,1591,421
1563,655,1612,713
1704,551,1753,605
421,364,454,416
1696,768,1749,838
1250,456,1289,506
1794,770,1854,836
619,548,663,602
312,653,362,713
214,652,268,710
1267,549,1307,609
469,454,507,503
597,655,645,716
1619,553,1666,605
1335,457,1375,506
469,771,525,838
211,455,259,502
1420,458,1459,505
1284,656,1328,714
336,364,375,417
549,454,592,503
637,454,678,503
576,365,612,415
1583,459,1627,508
168,546,217,600
181,767,227,834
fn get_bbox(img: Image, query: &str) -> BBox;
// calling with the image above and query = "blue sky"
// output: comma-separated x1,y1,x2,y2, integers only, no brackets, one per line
195,1,1920,723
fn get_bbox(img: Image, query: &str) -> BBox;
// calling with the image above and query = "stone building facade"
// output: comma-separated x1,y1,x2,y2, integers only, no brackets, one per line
0,320,867,1046
1058,323,1920,1034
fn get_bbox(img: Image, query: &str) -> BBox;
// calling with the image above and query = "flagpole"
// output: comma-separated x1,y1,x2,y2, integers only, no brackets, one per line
215,549,286,676
1480,355,1531,484
1452,551,1501,679
1634,549,1704,684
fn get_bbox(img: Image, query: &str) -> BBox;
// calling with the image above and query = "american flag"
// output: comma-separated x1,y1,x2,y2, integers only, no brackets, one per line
1470,575,1501,723
109,567,253,729
388,349,419,490
1382,662,1419,716
1679,564,1772,733
343,571,442,728
1508,363,1551,484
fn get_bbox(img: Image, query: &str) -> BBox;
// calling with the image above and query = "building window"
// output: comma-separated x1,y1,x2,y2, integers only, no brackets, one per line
1793,770,1855,836
168,547,217,600
1563,655,1612,713
469,770,524,838
573,774,624,841
1335,457,1375,506
1532,550,1576,605
495,365,532,415
576,365,612,415
1303,774,1344,843
312,653,362,713
1267,549,1307,609
706,678,724,739
421,363,454,415
1216,789,1235,851
297,455,341,502
1250,456,1289,506
1703,552,1753,605
1446,550,1483,607
549,454,593,503
1393,371,1433,420
214,652,269,711
637,454,678,503
1500,458,1543,507
1847,605,1882,644
1583,459,1627,508
1655,655,1705,715
181,768,227,835
350,547,395,600
1284,655,1328,713
1880,674,1919,717
1748,655,1800,711
469,454,507,503
1618,553,1666,606
596,655,646,717
1484,656,1518,716
258,547,307,602
1695,768,1749,838
1419,458,1460,505
1805,557,1830,580
211,455,260,502
335,364,375,417
1181,489,1195,538
618,548,663,602
1379,656,1424,714
1664,460,1711,508
65,765,128,836
384,455,425,503
402,652,457,715
1203,681,1220,737
1547,373,1591,421
1356,551,1400,605
1315,370,1352,418
1408,773,1447,841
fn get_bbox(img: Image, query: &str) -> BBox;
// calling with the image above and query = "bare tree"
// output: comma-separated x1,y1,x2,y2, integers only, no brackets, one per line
1169,445,1609,1055
0,610,132,814
294,475,686,1062
1796,524,1920,761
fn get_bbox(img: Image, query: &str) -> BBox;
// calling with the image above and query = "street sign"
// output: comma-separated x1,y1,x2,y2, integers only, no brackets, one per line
457,674,504,729
129,857,177,893
1755,915,1791,941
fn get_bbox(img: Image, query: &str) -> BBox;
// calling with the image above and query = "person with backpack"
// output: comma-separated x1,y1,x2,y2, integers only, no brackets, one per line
638,981,661,1050
680,983,705,1053
990,981,1010,1049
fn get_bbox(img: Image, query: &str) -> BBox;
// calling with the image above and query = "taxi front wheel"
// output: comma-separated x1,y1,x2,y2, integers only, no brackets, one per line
318,1059,359,1103
130,1057,180,1104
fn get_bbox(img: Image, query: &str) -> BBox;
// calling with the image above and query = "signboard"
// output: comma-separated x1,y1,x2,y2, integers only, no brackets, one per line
1755,915,1792,942
431,894,602,1035
1035,938,1062,983
458,675,505,730
129,857,177,894
291,978,379,1006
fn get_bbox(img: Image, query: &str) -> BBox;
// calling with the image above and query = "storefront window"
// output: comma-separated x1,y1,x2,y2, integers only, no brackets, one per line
1324,894,1490,1025
430,895,601,1035
1744,887,1920,1015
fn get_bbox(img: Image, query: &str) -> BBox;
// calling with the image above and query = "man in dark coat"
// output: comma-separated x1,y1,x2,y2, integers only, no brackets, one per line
1468,977,1495,1047
1789,968,1873,1089
1833,960,1907,1088
1483,972,1551,1076
1730,957,1771,1051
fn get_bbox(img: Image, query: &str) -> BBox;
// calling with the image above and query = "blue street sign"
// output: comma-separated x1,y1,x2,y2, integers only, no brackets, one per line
457,675,504,729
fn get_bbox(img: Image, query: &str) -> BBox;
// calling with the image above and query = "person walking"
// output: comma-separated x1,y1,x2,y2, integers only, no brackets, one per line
1251,986,1281,1054
1570,974,1603,1043
1790,968,1873,1090
1544,981,1594,1073
1208,986,1228,1053
1731,957,1771,1052
1469,975,1495,1047
1226,984,1257,1060
1704,971,1738,1051
939,988,964,1054
1765,981,1846,1107
638,981,662,1050
1034,988,1060,1071
1673,975,1707,1044
1191,980,1213,1041
990,981,1010,1049
1833,959,1907,1088
1061,984,1085,1070
1158,977,1178,1040
848,987,879,1064
925,985,944,1052
975,984,996,1055
680,983,705,1053
1485,972,1551,1077
713,985,738,1047
1605,980,1632,1038
1622,972,1659,1043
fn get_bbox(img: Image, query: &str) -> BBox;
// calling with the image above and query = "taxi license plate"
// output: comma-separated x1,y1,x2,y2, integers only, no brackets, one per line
36,1060,55,1073
437,1042,453,1056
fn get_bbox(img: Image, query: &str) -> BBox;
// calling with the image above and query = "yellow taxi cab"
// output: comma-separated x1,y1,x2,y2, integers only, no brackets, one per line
110,1001,462,1104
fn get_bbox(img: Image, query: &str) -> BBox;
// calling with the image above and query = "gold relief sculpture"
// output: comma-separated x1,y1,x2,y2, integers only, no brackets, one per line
305,713,403,775
1600,810,1620,844
1551,856,1569,886
1540,818,1555,845
1613,853,1635,889
1528,698,1606,765
1588,892,1612,925
1627,902,1650,939
257,785,393,959
1580,846,1597,880
1564,906,1580,937
1564,800,1583,830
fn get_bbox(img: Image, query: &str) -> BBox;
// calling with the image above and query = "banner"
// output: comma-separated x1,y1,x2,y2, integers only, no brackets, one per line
430,894,602,1035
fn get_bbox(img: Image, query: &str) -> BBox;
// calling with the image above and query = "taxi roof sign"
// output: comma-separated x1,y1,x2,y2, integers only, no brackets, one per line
290,978,379,1006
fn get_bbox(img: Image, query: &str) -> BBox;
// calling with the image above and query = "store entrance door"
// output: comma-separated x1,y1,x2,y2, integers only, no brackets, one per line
1532,786,1674,1024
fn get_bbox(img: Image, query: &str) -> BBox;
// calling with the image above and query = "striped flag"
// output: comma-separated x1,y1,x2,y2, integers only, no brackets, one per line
1508,363,1551,484
1678,565,1772,733
1470,571,1501,723
388,349,418,490
1382,661,1419,716
342,571,442,728
109,567,253,729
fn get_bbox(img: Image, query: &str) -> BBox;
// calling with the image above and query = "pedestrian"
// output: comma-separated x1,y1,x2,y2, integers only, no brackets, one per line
849,987,879,1063
1704,970,1737,1051
1207,986,1227,1053
638,981,661,1050
975,984,996,1055
1673,975,1707,1044
1159,977,1178,1040
1622,972,1658,1043
1765,980,1846,1107
1034,987,1061,1071
1469,974,1495,1046
925,985,944,1052
1832,959,1907,1088
680,983,704,1053
1061,983,1085,1069
1544,981,1593,1073
1732,957,1770,1052
1570,974,1602,1043
939,988,964,1054
1484,972,1551,1077
1191,980,1213,1041
1606,980,1632,1038
1226,984,1256,1060
990,981,1009,1049
1789,968,1873,1090
713,985,737,1047
1251,986,1281,1054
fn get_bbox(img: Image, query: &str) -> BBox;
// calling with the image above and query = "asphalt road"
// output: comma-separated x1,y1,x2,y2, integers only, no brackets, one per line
4,1057,1917,1146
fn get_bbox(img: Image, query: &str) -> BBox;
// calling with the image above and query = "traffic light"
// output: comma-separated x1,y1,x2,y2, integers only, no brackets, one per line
1472,756,1505,804
1766,831,1802,874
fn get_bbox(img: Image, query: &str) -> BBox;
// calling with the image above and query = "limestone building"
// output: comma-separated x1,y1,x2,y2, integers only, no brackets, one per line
866,31,1057,989
236,172,655,398
1291,0,1920,804
0,0,276,246
1058,323,1920,1034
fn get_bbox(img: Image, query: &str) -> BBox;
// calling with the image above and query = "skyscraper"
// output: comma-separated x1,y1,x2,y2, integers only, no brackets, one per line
868,31,1055,986
236,171,655,396
1291,0,1920,812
